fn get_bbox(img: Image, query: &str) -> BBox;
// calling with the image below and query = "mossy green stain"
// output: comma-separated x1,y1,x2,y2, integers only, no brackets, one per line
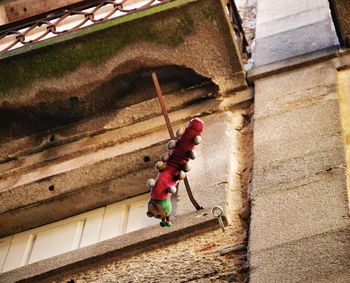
202,6,219,21
0,0,230,100
0,11,195,99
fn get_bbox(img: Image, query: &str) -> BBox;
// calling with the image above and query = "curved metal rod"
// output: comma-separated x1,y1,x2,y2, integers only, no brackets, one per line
152,72,203,211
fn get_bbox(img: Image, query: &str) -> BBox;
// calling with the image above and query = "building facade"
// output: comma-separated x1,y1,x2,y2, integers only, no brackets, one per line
0,0,349,282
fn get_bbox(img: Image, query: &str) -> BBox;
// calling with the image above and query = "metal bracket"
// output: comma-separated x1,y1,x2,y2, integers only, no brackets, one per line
212,206,225,232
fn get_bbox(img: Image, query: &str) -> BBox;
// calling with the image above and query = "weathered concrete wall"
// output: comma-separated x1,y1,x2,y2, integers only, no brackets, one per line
0,1,251,281
20,108,252,283
0,89,252,238
0,0,245,103
0,105,253,282
250,59,350,282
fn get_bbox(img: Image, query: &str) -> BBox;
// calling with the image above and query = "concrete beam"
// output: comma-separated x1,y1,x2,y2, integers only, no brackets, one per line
0,167,153,238
0,86,215,170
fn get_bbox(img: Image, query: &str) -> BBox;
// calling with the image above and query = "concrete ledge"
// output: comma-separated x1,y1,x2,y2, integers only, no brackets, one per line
0,209,222,283
0,139,166,237
247,46,338,83
0,140,166,207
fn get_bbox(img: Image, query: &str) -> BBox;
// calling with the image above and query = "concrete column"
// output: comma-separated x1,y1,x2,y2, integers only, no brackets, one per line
253,0,339,66
250,60,350,282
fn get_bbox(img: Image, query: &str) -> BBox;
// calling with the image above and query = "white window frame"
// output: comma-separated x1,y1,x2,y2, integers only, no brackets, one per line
0,193,159,273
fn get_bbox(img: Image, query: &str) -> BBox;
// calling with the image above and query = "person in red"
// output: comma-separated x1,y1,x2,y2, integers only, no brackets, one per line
146,118,204,227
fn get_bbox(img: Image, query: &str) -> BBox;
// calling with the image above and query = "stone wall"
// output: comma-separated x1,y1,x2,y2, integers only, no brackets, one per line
250,59,350,282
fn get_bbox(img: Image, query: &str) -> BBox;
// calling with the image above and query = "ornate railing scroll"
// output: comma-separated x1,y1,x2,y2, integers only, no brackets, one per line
0,0,171,53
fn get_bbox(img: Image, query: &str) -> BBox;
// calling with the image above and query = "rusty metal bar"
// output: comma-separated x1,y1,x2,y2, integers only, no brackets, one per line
226,0,250,57
151,72,202,210
151,72,175,140
327,0,345,47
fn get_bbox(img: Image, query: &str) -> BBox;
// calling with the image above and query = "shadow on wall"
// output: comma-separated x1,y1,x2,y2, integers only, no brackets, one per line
0,63,218,143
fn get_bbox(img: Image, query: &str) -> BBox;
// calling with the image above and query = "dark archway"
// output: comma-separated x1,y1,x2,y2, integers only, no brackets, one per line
0,64,218,143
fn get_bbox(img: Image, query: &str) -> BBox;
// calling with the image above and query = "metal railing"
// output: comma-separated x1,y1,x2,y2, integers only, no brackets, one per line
0,0,250,57
0,0,170,54
327,0,345,47
226,0,250,57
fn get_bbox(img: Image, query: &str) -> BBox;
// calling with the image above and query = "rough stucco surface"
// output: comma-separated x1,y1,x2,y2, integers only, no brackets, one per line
250,59,350,282
42,226,247,283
